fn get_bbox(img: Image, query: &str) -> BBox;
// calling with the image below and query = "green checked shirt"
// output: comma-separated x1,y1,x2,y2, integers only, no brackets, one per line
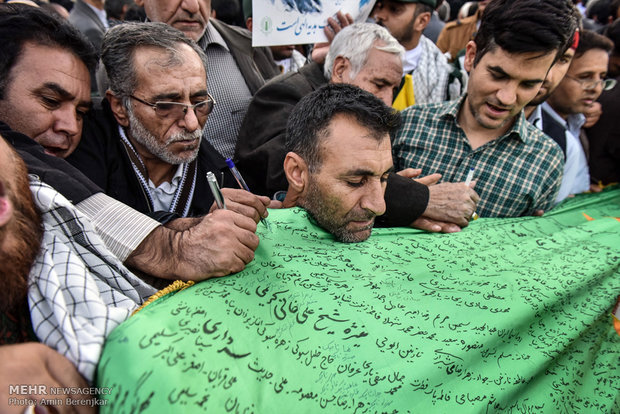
392,96,564,217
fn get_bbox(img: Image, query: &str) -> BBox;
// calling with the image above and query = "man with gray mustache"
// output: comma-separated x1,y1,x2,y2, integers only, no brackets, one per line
68,22,274,220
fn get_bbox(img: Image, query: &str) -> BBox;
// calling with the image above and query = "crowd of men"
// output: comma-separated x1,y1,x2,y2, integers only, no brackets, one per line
0,0,618,411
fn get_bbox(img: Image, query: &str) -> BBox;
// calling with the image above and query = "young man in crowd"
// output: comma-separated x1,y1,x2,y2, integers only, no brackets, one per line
392,0,580,217
372,0,462,107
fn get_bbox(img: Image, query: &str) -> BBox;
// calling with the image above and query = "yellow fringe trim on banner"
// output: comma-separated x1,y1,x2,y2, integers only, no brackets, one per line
132,280,195,316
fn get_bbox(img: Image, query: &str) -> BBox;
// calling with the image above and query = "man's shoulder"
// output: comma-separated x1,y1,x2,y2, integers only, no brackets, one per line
261,62,324,95
419,36,449,65
521,121,564,158
210,19,252,42
442,14,477,30
396,101,455,141
402,100,453,121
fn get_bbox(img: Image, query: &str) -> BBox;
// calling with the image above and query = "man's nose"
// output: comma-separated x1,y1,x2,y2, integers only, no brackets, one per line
179,106,201,131
496,84,517,107
372,6,386,22
181,0,200,15
54,105,80,136
377,89,393,106
360,179,386,216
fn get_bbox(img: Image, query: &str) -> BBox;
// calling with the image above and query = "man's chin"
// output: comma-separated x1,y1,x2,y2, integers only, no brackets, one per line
334,222,374,243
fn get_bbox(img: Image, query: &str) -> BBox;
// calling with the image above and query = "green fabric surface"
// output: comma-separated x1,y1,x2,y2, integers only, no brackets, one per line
97,189,620,413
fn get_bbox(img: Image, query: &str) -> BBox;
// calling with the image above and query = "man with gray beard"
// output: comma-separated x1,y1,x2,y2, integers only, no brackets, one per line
68,22,273,219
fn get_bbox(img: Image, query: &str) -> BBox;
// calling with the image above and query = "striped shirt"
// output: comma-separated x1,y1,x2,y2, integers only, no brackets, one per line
198,23,252,159
392,96,564,217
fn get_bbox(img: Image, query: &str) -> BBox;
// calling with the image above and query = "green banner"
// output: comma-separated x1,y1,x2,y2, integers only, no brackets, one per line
97,189,620,413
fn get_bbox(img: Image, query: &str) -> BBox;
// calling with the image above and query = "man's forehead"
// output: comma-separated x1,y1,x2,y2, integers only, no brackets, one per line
132,45,206,90
479,47,555,77
571,48,610,66
360,50,402,80
16,43,91,103
319,116,392,171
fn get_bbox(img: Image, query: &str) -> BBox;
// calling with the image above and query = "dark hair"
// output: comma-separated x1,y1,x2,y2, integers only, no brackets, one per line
102,22,208,102
604,18,620,55
285,83,401,173
472,0,581,66
213,0,244,26
574,29,614,58
105,0,134,20
414,2,434,18
0,4,97,99
586,0,616,23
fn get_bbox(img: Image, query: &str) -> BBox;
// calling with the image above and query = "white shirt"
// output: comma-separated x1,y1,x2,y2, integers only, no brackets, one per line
541,103,590,203
403,42,423,74
148,163,184,212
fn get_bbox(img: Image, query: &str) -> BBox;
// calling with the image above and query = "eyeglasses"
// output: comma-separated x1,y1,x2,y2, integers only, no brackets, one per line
129,94,216,118
564,75,617,91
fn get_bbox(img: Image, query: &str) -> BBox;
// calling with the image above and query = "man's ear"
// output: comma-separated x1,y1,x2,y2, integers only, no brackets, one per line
282,152,309,207
246,17,253,31
106,91,130,127
331,56,351,84
414,11,431,31
463,40,477,72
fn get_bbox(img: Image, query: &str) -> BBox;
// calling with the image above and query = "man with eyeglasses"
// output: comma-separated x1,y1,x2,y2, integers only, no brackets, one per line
544,30,616,199
68,22,276,222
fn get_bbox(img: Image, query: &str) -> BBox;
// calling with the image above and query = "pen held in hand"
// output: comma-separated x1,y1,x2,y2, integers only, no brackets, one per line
225,159,270,229
464,168,479,220
207,171,226,210
225,158,251,192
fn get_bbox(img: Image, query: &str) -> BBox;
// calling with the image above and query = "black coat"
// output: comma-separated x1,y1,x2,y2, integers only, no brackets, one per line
67,99,238,218
2,121,100,204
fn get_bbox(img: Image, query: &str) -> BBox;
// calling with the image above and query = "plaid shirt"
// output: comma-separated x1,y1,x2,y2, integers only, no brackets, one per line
392,96,564,217
28,180,156,382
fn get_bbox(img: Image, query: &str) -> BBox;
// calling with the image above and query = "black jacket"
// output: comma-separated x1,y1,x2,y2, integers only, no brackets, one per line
66,99,238,218
2,121,100,204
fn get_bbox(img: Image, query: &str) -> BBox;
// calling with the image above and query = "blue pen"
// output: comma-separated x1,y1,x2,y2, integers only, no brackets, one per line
226,158,251,192
225,158,270,228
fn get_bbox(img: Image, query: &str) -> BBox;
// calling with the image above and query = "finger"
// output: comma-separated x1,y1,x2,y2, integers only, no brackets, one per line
468,186,481,203
234,243,256,266
410,217,442,232
452,216,470,227
439,223,463,233
324,17,338,41
224,209,258,233
39,345,95,414
268,200,283,209
415,173,442,186
221,188,269,219
224,201,261,222
256,194,272,208
396,168,422,178
43,348,89,391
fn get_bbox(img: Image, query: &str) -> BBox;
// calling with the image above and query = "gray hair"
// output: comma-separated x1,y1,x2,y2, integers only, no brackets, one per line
324,23,405,80
102,22,208,101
